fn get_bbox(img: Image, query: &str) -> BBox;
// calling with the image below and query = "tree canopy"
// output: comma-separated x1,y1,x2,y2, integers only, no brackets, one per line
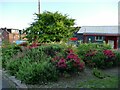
23,11,78,43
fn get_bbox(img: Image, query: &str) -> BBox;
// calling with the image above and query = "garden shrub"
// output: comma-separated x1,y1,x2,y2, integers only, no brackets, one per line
84,49,116,69
2,42,21,68
16,60,59,84
51,48,85,74
2,42,85,84
113,51,120,66
99,43,111,50
77,43,111,59
40,44,64,57
5,58,22,76
3,44,60,84
77,43,97,59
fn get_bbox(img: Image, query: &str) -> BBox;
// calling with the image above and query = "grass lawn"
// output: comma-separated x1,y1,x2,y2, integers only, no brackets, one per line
78,76,118,88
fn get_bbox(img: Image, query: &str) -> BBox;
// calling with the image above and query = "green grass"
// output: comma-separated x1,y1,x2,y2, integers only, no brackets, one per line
78,76,118,88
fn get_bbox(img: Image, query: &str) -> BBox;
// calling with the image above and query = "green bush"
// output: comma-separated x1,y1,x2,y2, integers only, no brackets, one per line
84,50,106,68
113,51,120,66
41,44,64,57
84,49,116,69
77,43,111,59
2,42,21,68
16,60,59,84
4,44,60,84
6,58,22,76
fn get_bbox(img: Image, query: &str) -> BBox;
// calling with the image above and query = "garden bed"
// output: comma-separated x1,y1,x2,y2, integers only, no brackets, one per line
2,67,119,88
1,42,120,88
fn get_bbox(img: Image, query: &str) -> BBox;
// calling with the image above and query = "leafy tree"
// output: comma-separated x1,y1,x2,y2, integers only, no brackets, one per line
23,11,78,43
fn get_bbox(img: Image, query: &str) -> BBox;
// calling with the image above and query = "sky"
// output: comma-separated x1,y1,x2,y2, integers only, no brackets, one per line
0,0,119,30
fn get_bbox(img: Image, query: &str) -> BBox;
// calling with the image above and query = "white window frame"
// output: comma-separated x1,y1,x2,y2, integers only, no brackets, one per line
95,36,103,41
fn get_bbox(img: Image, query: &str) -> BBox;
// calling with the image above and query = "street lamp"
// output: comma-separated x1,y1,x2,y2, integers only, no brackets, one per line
38,0,40,14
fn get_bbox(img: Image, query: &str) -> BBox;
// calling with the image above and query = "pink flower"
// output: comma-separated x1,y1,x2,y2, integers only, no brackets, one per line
103,50,115,57
57,58,67,68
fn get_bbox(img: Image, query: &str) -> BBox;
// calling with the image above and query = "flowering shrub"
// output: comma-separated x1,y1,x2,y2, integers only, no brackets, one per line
103,50,115,59
51,48,85,73
103,50,115,68
85,50,97,57
84,49,116,69
84,50,97,67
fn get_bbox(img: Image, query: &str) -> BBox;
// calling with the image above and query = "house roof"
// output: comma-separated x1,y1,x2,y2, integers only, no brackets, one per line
77,26,119,35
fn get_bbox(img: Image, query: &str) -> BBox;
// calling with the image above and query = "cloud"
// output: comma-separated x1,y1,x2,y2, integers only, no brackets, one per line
76,9,118,26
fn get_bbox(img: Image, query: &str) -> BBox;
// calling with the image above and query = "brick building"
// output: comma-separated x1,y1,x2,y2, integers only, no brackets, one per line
0,28,26,44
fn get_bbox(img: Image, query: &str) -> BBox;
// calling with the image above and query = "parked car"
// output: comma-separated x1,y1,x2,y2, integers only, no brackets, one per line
15,40,27,45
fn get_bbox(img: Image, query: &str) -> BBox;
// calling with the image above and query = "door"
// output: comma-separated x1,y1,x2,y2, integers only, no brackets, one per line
108,40,114,49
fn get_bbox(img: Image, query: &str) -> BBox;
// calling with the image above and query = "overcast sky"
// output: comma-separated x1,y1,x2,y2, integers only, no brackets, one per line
0,0,119,29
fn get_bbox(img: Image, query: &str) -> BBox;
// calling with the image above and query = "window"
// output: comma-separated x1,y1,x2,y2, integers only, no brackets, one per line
95,36,103,41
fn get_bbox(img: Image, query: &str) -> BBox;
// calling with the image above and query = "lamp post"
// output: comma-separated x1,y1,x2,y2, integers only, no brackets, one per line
38,0,40,14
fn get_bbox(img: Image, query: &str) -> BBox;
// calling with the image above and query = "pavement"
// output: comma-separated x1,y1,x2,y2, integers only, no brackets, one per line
0,70,17,90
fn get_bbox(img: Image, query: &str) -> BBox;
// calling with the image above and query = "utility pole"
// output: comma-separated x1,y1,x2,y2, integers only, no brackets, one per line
38,0,40,14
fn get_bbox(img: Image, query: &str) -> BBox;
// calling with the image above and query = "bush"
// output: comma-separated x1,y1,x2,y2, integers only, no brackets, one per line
84,49,116,69
40,44,64,57
51,48,85,74
77,43,111,59
6,58,22,76
3,43,85,84
16,60,59,84
113,51,120,66
4,44,60,84
2,42,21,68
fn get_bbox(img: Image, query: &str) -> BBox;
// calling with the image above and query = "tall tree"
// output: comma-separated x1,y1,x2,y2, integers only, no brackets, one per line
23,11,77,43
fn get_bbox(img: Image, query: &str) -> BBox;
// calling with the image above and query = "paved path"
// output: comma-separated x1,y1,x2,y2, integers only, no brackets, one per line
0,70,16,90
0,70,10,90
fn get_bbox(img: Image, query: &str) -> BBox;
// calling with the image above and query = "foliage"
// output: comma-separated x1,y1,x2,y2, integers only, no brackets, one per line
77,43,115,69
4,46,59,84
84,49,116,69
113,51,120,66
41,44,64,57
23,11,77,43
2,42,21,68
92,68,110,79
77,43,111,59
16,60,58,84
51,48,85,74
5,58,22,76
77,43,98,59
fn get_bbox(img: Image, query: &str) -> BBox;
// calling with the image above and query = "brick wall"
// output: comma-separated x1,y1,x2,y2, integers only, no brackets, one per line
9,33,27,43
